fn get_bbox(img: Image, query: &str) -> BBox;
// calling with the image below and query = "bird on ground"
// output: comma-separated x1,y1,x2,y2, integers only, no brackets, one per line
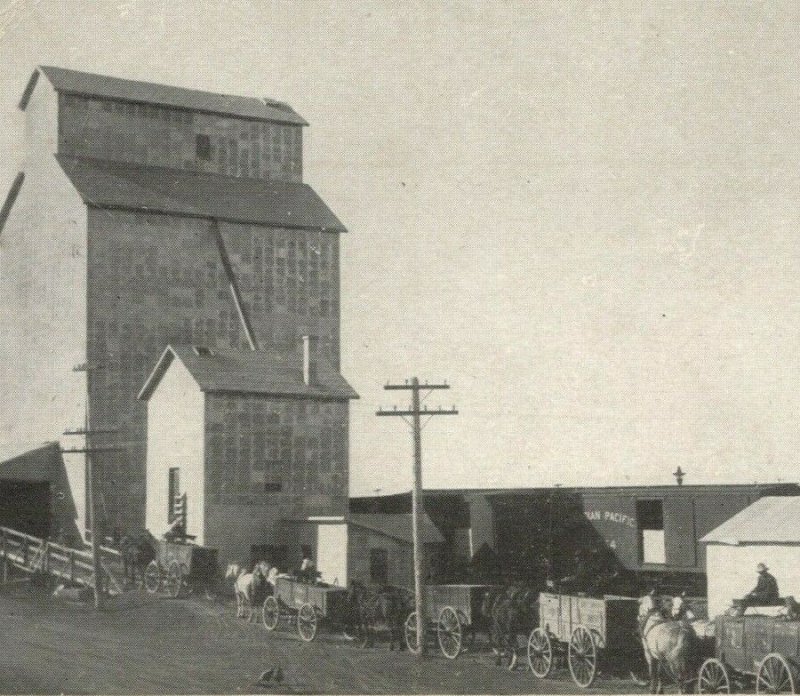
257,668,274,685
257,667,284,687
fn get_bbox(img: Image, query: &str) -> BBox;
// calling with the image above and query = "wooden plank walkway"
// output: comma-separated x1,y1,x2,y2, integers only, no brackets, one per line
0,526,124,594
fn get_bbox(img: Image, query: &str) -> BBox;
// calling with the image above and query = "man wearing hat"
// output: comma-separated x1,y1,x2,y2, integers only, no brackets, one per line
740,563,780,611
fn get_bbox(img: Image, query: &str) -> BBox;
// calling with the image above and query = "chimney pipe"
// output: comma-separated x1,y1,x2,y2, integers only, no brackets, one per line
302,335,316,386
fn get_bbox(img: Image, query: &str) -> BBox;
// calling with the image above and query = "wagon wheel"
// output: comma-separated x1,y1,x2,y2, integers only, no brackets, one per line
404,611,422,654
144,560,161,594
568,624,597,688
698,658,731,694
262,596,279,631
166,560,183,599
297,603,318,642
757,653,796,694
437,606,462,659
527,627,553,678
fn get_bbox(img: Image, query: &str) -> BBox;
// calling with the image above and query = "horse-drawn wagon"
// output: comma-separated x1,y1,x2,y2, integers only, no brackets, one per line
527,592,642,688
404,584,497,659
144,539,218,598
262,576,349,642
697,612,800,694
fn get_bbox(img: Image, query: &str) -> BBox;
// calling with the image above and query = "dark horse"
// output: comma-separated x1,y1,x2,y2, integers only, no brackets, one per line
481,584,539,670
120,529,156,587
375,585,413,651
344,580,412,650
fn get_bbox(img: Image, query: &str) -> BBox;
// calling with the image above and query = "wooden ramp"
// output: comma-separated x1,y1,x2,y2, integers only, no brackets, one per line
0,526,125,595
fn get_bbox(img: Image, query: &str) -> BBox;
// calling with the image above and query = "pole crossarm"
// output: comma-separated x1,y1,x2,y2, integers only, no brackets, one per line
61,446,126,454
376,408,458,417
63,428,119,435
383,383,450,390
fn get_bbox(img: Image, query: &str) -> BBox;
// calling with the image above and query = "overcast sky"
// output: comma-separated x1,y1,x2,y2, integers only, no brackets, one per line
1,1,799,495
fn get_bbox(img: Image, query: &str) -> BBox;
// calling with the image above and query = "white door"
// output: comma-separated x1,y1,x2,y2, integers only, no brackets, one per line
316,524,348,586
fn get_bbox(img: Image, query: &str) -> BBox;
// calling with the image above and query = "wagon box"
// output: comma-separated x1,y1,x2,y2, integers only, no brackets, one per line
698,613,800,693
530,592,643,689
405,584,498,659
264,577,349,642
144,539,219,598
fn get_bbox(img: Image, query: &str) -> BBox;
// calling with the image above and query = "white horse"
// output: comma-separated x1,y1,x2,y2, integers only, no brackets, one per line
226,561,270,621
639,595,697,694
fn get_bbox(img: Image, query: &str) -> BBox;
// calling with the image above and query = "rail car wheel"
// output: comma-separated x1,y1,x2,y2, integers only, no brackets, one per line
262,596,279,631
527,627,553,678
144,561,161,594
404,611,422,654
437,606,462,659
757,653,796,694
568,624,597,688
297,603,318,642
698,658,731,693
166,561,183,598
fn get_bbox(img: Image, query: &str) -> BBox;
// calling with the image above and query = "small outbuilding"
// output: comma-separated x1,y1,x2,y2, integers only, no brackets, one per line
701,496,800,619
348,513,444,587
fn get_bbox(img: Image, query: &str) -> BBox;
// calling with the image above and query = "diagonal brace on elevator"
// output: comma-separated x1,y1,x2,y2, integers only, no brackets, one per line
210,218,258,351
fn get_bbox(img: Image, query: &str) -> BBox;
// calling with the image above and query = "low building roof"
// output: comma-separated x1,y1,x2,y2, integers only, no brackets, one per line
701,496,800,545
138,345,358,401
349,513,444,545
56,155,346,232
23,66,307,125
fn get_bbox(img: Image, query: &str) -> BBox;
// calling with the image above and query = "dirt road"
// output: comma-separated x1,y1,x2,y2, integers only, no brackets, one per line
0,583,647,694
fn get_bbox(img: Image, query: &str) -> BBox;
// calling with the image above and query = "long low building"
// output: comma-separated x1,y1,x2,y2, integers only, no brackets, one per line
352,482,800,594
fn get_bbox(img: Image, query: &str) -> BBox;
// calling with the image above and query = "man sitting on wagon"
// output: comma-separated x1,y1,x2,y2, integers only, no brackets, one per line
298,554,320,584
559,550,591,594
733,562,781,614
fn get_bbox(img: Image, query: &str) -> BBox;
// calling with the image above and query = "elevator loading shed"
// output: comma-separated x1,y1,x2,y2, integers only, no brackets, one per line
0,442,79,541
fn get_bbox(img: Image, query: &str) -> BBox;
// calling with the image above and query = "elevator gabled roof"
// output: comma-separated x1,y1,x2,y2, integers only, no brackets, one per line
138,345,358,401
21,66,308,125
56,155,346,232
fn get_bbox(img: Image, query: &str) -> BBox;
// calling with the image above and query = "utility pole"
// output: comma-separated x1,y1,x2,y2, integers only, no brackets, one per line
377,378,457,656
62,363,121,610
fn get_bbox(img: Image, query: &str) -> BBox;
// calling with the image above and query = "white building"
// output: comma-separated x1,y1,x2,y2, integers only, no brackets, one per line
701,496,800,619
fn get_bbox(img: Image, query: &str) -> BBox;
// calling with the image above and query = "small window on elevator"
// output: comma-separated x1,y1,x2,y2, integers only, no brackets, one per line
168,467,180,523
196,134,211,161
637,499,665,565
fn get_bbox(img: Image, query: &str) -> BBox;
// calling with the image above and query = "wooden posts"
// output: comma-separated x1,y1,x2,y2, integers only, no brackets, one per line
2,529,7,583
69,550,76,583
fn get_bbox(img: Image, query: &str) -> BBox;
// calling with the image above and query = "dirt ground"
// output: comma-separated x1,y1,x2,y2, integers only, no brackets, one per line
0,582,651,695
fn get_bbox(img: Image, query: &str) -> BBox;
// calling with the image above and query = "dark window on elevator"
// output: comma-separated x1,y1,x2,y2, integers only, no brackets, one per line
196,134,211,161
264,482,282,493
369,548,388,584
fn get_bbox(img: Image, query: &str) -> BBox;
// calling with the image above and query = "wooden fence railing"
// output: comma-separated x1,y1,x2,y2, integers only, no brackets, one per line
0,526,123,594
